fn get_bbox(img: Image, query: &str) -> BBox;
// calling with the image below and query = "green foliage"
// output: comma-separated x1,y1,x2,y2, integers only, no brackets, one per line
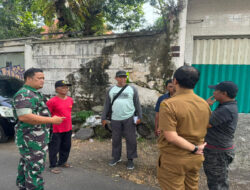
150,0,183,38
148,0,183,82
150,17,164,31
104,0,146,31
93,125,112,140
0,0,43,39
41,0,146,35
0,0,146,39
72,110,93,124
137,136,146,143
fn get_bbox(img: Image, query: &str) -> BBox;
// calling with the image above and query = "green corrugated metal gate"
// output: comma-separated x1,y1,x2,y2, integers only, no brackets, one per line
192,36,250,113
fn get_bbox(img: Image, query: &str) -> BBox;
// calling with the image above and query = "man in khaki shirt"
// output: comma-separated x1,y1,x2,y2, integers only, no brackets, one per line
157,66,211,190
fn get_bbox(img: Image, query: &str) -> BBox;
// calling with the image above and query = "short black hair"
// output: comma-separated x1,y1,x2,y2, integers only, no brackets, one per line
173,66,200,89
24,68,43,81
165,79,173,86
165,79,173,87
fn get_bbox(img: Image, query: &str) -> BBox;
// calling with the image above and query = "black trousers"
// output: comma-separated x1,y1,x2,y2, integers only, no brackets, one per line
111,116,137,160
203,148,235,190
48,130,72,168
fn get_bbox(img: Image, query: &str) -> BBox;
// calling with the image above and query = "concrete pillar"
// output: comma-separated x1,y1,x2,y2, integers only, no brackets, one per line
24,41,33,70
177,0,188,68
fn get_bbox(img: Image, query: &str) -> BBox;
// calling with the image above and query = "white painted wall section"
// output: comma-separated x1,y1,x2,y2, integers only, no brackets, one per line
185,0,250,64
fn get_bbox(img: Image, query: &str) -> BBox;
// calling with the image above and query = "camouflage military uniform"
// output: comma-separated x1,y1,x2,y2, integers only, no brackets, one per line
13,85,51,190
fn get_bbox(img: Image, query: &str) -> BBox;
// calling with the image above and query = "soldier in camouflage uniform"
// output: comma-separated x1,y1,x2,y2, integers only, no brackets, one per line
13,68,64,190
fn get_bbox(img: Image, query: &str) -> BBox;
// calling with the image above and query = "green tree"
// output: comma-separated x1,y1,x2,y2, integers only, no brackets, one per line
0,0,146,39
0,0,43,39
104,0,145,31
42,0,146,35
150,17,164,31
148,0,183,83
150,0,183,37
41,0,106,35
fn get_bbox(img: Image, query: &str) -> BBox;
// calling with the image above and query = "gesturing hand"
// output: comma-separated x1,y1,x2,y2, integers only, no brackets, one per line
207,96,216,106
52,116,65,124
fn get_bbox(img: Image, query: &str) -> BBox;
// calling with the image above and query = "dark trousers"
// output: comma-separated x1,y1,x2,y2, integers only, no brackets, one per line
203,149,235,190
48,130,72,168
111,116,137,160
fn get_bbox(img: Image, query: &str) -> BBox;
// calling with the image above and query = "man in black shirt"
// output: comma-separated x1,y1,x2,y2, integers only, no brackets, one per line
204,81,238,190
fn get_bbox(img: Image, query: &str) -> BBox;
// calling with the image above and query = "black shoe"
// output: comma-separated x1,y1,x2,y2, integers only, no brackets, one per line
109,158,122,166
126,159,134,170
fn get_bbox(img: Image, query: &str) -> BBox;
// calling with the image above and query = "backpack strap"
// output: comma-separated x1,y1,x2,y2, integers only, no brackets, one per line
111,85,128,106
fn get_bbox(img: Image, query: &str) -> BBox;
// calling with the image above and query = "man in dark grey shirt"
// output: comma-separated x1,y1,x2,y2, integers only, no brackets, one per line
204,81,238,190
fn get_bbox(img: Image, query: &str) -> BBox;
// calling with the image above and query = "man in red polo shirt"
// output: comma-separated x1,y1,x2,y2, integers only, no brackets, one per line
46,80,73,174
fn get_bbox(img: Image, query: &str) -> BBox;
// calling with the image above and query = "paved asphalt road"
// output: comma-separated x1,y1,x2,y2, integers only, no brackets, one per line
0,140,159,190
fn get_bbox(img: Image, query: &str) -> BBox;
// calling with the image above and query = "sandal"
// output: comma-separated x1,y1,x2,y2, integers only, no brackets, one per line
50,167,61,174
59,163,73,168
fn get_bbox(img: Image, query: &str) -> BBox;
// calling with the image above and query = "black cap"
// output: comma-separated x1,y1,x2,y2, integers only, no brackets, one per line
208,81,238,98
55,80,72,88
115,70,127,77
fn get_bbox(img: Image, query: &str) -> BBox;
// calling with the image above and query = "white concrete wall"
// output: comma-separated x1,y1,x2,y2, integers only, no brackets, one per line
32,39,111,94
0,33,174,106
29,33,166,106
175,0,188,68
185,0,250,65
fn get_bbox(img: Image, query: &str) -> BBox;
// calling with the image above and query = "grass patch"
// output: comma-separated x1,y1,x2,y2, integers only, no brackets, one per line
72,110,93,124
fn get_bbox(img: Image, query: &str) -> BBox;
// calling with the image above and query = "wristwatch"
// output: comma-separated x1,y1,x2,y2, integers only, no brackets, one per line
191,145,198,154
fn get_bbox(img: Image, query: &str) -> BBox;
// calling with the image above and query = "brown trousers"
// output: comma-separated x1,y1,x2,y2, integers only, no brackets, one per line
157,153,204,190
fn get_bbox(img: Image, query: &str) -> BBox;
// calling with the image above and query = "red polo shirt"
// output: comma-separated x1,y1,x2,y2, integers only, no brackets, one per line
46,96,73,133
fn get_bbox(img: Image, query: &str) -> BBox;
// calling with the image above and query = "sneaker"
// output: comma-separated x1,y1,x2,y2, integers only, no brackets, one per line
126,159,134,170
109,158,122,166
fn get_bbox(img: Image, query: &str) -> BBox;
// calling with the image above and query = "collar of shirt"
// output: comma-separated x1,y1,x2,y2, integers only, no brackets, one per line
23,84,38,92
165,92,170,97
218,100,237,107
174,88,194,96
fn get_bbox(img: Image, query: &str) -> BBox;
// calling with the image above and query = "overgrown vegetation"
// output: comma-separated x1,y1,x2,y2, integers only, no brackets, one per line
72,110,93,124
149,0,184,83
0,0,147,39
0,0,44,39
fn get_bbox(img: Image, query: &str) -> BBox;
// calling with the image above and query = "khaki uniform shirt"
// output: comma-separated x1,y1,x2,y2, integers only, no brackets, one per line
158,89,211,156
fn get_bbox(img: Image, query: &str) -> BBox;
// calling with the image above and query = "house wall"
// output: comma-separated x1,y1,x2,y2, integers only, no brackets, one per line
185,0,250,64
37,33,176,108
185,0,250,173
0,39,27,80
0,32,178,108
185,0,250,113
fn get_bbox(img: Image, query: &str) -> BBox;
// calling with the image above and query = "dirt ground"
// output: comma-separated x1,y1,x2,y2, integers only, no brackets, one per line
68,138,249,190
70,138,159,188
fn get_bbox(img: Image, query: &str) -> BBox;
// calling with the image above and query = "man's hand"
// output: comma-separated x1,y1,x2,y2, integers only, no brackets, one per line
195,142,207,155
207,96,216,106
136,119,141,125
102,120,107,127
154,128,161,136
51,116,65,124
18,114,65,125
154,112,160,136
